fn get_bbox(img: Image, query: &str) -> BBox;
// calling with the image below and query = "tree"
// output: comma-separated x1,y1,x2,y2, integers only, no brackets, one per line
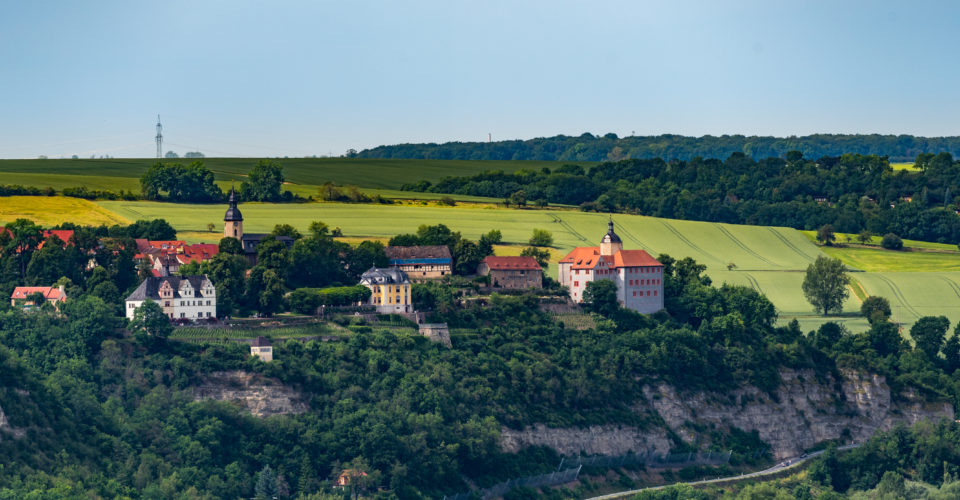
910,316,950,361
943,332,960,373
868,321,903,357
801,256,849,315
254,465,278,500
583,280,619,316
812,322,845,350
857,230,872,244
452,240,483,275
880,233,903,250
240,160,284,202
520,246,551,268
508,190,527,207
271,224,302,239
164,151,179,158
816,224,836,246
130,299,172,343
247,267,285,316
861,296,892,324
204,252,248,316
5,218,43,279
219,237,244,255
528,228,553,247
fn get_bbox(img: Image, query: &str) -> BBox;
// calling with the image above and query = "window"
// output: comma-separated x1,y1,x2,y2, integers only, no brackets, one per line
633,291,637,297
654,290,658,296
575,269,579,275
180,313,185,318
646,291,651,296
206,300,211,305
574,281,579,287
206,312,211,317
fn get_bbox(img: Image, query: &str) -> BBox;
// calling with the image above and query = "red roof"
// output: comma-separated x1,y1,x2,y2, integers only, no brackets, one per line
561,247,661,270
613,249,662,268
482,256,541,271
148,240,185,250
11,286,66,301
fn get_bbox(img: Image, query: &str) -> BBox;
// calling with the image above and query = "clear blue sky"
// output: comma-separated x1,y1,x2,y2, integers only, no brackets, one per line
2,0,959,159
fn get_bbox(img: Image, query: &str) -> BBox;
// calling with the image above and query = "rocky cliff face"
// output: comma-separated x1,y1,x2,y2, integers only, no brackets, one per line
502,369,955,460
0,403,26,441
192,371,308,417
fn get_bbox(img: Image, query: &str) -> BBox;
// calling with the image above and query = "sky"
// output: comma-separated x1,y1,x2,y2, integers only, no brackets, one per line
2,0,960,159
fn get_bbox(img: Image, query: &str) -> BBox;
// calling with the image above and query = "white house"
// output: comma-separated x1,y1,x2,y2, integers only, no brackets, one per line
125,275,217,321
558,220,664,314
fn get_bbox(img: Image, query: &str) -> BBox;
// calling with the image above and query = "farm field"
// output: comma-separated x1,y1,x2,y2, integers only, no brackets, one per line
0,157,591,191
819,245,960,272
799,230,959,251
890,162,917,170
0,196,130,227
6,194,960,332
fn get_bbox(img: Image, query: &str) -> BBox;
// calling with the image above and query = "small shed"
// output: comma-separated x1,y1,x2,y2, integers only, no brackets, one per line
250,336,273,362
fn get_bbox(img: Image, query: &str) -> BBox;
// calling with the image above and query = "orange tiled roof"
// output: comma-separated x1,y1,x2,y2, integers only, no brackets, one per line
561,247,661,269
482,256,541,271
11,286,65,301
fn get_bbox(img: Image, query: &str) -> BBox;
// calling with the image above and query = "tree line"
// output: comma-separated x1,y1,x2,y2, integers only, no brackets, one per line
357,133,960,162
403,152,960,243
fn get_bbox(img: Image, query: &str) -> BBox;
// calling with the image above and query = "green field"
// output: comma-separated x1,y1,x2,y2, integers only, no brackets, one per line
0,157,591,192
800,230,959,251
819,245,960,272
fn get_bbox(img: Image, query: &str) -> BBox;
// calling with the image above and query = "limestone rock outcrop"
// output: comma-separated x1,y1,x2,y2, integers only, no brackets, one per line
501,369,954,460
192,370,308,417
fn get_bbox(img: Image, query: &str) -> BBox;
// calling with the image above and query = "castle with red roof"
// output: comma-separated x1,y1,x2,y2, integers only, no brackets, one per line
558,220,664,314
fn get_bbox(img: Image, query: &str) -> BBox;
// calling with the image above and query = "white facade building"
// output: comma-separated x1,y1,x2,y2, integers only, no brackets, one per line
558,220,664,314
125,275,217,321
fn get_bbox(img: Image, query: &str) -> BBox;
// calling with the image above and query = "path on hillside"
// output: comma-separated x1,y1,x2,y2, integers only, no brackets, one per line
584,444,859,500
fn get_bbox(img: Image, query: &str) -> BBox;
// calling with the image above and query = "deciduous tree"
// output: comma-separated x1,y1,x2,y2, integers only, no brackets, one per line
801,256,849,315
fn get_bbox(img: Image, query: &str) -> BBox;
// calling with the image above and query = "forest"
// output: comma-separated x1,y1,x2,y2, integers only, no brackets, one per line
402,152,960,243
357,133,960,163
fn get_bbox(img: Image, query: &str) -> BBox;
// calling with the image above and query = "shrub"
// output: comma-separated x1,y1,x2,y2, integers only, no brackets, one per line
880,233,903,250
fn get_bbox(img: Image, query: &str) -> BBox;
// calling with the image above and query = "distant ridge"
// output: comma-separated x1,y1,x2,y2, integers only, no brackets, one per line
357,133,960,162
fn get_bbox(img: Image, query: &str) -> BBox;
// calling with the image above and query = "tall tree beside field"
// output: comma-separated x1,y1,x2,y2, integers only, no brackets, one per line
860,296,892,324
802,256,849,315
239,160,285,202
140,162,222,202
910,316,950,361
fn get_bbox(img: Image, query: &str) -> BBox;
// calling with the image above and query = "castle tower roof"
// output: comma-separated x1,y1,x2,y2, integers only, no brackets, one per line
224,187,243,222
601,219,622,244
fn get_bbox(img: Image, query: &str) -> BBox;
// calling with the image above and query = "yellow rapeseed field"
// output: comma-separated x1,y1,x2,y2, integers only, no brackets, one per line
0,196,130,227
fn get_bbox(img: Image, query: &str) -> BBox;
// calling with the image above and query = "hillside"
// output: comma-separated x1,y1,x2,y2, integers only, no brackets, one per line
357,133,960,162
0,157,588,194
2,196,940,332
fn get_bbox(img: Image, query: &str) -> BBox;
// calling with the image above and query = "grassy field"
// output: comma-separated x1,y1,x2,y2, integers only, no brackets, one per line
819,245,960,272
0,157,591,191
8,194,960,333
890,162,917,170
800,230,959,251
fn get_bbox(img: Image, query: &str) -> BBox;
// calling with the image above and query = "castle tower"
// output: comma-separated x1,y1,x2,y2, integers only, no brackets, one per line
600,219,622,256
224,187,244,240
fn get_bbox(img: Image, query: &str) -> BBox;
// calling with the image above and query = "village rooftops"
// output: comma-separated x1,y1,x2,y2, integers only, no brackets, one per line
559,247,662,270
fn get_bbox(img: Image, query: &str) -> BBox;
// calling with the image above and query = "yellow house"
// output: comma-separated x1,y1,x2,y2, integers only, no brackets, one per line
359,267,412,314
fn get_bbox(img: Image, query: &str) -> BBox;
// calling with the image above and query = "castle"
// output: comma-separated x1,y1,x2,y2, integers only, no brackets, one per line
558,220,664,314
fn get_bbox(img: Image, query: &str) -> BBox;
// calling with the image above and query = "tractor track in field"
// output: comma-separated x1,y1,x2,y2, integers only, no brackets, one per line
937,275,960,301
716,225,780,268
611,219,656,253
741,272,764,294
873,274,922,319
657,219,726,265
550,214,590,244
765,227,819,264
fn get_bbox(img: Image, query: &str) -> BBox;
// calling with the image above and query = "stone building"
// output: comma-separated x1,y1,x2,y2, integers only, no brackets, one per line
359,267,413,314
477,256,543,289
558,220,664,314
250,336,273,362
385,245,452,280
125,275,217,321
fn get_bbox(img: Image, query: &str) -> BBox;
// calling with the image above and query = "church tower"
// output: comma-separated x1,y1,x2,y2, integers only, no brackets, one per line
224,187,244,240
600,219,623,256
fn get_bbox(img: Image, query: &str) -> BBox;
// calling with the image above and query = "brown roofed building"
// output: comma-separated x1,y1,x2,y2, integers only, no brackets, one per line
385,245,452,280
477,256,542,289
10,285,66,310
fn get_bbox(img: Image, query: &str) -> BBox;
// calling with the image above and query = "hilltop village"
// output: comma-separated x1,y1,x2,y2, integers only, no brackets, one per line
6,189,665,352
